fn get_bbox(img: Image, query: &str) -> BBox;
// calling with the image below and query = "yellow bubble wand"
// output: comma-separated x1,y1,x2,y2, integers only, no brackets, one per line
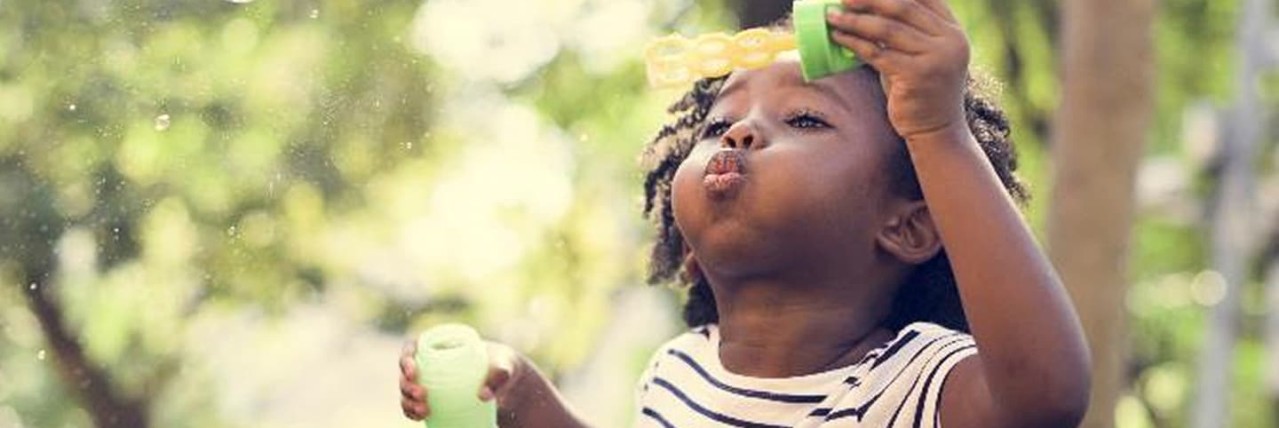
645,0,860,89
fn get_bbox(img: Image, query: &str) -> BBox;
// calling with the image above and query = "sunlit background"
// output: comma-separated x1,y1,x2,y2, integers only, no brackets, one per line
0,0,1276,427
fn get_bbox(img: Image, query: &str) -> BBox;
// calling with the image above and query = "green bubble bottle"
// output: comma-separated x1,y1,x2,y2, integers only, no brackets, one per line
793,0,861,81
415,324,497,428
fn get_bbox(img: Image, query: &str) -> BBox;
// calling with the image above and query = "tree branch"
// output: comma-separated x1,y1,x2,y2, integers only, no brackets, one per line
24,276,150,427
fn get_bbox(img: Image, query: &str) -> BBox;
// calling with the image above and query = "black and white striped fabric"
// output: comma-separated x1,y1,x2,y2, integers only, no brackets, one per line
634,322,976,428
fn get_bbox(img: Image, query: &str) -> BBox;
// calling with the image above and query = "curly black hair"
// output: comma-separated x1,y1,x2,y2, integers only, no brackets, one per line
640,68,1027,334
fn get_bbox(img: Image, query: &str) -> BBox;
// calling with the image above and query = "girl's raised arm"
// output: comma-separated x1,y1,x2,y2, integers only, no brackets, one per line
826,0,1091,426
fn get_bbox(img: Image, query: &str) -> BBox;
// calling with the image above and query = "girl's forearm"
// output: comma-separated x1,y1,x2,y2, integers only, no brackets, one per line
903,125,1090,422
500,357,593,428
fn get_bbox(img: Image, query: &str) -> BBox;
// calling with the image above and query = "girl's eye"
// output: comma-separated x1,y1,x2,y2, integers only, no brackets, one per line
701,118,732,139
785,111,831,130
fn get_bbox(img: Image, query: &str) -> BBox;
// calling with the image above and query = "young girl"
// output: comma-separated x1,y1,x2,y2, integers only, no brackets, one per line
399,0,1090,426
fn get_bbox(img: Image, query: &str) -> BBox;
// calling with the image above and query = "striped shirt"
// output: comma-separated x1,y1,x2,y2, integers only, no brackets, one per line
634,322,977,428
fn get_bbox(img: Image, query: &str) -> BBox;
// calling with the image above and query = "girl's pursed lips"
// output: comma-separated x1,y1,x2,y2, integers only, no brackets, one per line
706,148,747,176
703,149,748,197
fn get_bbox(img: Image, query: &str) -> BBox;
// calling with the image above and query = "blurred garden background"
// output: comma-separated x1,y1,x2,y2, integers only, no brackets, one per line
0,0,1276,427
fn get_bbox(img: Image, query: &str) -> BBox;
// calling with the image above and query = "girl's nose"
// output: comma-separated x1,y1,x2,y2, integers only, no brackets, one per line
720,121,760,150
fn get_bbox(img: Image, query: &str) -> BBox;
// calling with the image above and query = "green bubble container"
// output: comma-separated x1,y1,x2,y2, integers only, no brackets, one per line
415,324,497,428
793,0,861,81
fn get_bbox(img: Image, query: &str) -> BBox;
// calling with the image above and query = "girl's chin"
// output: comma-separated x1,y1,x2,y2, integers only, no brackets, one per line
687,230,785,269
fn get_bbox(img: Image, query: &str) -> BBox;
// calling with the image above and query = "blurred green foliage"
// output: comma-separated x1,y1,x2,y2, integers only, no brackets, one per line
0,0,1272,427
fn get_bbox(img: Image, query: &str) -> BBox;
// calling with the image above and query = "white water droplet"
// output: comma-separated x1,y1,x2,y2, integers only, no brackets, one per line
309,9,319,19
28,283,37,290
225,0,254,4
154,114,171,131
227,225,237,237
68,103,77,111
37,349,46,360
404,141,413,150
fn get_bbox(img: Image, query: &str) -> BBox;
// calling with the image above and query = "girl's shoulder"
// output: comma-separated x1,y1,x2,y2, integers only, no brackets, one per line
898,321,969,337
851,322,977,402
639,322,974,377
862,322,975,371
647,322,972,365
896,321,973,347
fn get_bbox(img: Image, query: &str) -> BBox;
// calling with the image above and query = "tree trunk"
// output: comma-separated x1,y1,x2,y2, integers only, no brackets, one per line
1045,1,1155,428
24,275,151,428
1193,0,1269,424
0,159,150,427
1266,250,1279,424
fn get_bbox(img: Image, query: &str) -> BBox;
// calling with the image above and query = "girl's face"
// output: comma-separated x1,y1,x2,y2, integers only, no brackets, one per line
672,58,906,282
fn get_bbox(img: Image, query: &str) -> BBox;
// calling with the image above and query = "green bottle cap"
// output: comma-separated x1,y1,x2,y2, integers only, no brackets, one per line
793,0,860,81
415,324,497,428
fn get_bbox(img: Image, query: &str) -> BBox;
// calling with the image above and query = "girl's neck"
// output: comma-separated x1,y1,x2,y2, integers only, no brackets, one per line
711,276,894,378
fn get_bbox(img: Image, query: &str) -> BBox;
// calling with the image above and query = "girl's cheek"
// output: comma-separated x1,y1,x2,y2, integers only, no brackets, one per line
672,159,699,194
676,144,707,174
670,172,714,250
671,156,706,212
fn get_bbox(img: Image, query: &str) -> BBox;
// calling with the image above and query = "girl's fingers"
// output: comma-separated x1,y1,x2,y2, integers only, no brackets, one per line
400,340,418,378
400,377,430,419
400,376,424,401
913,0,959,24
399,355,417,380
841,0,948,36
401,396,428,421
830,30,909,71
827,11,930,54
399,338,429,421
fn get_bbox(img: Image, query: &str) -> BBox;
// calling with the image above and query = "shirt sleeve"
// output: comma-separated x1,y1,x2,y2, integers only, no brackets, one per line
917,333,978,428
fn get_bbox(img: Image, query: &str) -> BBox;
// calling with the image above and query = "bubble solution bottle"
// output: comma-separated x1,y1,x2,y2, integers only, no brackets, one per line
415,324,498,428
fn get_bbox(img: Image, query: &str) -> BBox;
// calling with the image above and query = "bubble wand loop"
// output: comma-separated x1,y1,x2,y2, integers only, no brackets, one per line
644,0,859,89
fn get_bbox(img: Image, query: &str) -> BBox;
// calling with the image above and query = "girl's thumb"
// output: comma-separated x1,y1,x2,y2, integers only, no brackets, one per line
478,385,496,402
478,359,514,402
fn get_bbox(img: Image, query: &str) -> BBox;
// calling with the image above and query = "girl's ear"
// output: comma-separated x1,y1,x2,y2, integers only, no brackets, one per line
680,245,703,284
875,200,942,265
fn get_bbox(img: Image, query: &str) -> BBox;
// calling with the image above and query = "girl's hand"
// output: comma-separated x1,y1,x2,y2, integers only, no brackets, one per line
398,339,530,421
826,0,969,141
